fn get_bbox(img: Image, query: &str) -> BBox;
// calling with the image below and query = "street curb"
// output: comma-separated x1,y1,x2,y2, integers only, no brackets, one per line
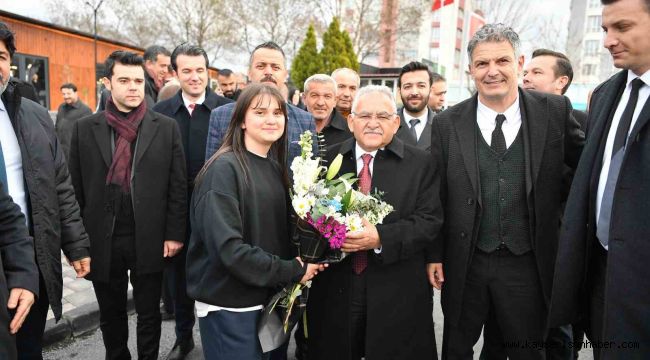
43,289,134,348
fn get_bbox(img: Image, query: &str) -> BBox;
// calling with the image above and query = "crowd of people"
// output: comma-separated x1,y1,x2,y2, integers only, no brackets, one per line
0,0,649,359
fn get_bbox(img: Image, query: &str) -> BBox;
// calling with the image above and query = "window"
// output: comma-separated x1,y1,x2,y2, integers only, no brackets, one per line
584,40,600,56
454,49,461,66
456,28,463,39
587,15,601,33
588,0,600,8
431,27,440,41
11,53,50,108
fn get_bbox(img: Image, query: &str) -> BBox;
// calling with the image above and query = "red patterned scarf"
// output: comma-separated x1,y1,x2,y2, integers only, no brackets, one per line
104,97,146,192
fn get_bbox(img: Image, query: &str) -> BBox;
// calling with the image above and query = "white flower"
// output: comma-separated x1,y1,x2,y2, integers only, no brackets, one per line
345,214,364,233
292,196,311,218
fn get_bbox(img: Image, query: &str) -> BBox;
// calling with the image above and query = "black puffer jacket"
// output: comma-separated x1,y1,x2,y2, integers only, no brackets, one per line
1,82,90,321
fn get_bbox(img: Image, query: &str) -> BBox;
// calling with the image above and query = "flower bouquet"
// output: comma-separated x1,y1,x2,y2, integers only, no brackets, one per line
258,131,395,352
290,131,394,263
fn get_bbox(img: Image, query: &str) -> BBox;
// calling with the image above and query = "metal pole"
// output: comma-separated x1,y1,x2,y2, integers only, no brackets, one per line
86,0,104,107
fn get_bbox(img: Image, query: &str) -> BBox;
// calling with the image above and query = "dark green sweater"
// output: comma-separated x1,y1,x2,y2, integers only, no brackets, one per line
186,150,305,307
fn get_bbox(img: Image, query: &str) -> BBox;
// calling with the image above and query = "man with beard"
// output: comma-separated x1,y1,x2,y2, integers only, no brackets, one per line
217,68,240,100
1,21,91,360
143,45,171,106
428,73,447,114
205,41,315,164
396,61,437,153
303,74,352,147
55,83,92,162
331,68,359,118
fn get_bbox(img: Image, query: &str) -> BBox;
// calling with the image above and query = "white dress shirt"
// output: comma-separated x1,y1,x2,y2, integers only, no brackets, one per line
403,110,427,141
182,92,205,114
354,142,382,253
596,69,650,250
0,99,28,223
476,96,522,148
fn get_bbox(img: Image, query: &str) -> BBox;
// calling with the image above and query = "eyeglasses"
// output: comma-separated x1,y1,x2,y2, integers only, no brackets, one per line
352,112,396,122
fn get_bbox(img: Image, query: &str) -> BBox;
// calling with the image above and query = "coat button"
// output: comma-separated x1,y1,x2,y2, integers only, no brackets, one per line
460,232,466,238
466,198,474,205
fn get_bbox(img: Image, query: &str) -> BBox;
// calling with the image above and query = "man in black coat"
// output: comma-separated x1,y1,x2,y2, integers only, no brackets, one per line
0,181,39,360
302,73,353,148
396,61,438,153
431,24,584,360
69,51,187,360
0,21,91,360
549,1,650,359
152,44,231,360
56,82,93,162
307,85,443,360
479,47,589,360
143,45,171,107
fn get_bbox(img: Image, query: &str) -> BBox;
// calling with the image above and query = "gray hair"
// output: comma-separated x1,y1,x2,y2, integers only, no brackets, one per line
331,68,361,87
351,85,397,114
467,23,521,61
303,74,337,94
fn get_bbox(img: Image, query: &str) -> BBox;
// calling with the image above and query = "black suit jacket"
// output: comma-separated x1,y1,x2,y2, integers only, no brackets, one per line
0,182,38,359
550,71,650,357
432,88,584,326
152,90,232,187
319,108,353,147
307,137,443,360
396,107,436,152
68,110,187,282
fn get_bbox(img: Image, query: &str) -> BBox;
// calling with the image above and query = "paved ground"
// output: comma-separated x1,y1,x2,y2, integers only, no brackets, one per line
43,287,595,359
47,253,132,321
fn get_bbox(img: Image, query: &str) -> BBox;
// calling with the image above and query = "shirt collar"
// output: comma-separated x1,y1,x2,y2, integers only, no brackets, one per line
182,91,206,109
627,69,650,87
477,95,520,124
0,98,6,113
354,142,380,160
403,109,427,123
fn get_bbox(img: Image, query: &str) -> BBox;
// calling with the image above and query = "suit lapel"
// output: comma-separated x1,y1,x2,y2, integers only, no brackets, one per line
627,93,650,144
397,109,417,145
520,89,548,195
133,111,160,168
453,95,480,199
417,108,434,150
92,116,112,167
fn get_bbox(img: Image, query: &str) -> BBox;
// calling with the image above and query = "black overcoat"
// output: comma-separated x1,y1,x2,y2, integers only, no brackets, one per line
68,109,187,282
549,71,650,359
0,182,39,360
306,137,443,360
431,88,584,327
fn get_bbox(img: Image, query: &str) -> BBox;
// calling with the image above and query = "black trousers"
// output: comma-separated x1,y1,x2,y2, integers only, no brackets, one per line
480,318,573,360
587,243,607,360
165,246,195,342
349,270,367,360
16,272,49,360
93,234,163,360
442,248,546,360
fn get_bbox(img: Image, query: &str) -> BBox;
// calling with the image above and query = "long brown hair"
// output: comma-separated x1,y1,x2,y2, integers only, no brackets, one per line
196,83,289,188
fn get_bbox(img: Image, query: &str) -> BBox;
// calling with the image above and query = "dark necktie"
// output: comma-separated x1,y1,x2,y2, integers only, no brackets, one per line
491,114,507,155
597,78,645,248
352,153,373,275
409,118,420,141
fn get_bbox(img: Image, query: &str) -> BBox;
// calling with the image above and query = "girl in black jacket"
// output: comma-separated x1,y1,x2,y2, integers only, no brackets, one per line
188,83,323,360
